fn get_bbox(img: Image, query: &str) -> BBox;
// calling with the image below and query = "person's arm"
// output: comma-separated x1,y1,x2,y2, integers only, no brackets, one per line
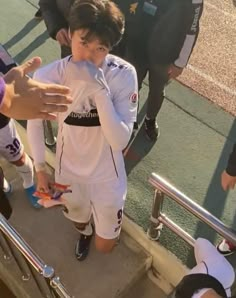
0,57,72,120
174,0,203,69
39,0,68,40
221,144,236,190
0,78,5,108
27,119,46,169
94,66,138,151
27,118,52,192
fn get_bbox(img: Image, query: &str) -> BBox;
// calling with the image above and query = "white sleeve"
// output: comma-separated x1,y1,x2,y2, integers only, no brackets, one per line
27,119,45,168
27,61,63,169
94,66,138,151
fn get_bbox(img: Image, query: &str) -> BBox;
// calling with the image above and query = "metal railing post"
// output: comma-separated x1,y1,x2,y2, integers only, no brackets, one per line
2,234,30,281
148,173,236,246
0,214,73,298
0,232,11,260
147,189,164,240
44,121,56,146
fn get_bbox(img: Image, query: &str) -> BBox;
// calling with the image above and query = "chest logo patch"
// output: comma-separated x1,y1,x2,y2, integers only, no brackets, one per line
130,2,138,14
129,93,138,106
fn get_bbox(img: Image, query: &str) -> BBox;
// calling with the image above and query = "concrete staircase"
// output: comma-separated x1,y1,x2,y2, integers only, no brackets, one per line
0,155,169,298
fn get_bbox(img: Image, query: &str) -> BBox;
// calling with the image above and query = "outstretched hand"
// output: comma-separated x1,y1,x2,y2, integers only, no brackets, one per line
2,57,72,120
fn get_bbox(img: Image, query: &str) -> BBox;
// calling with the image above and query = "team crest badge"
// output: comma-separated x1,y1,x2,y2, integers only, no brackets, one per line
129,2,138,14
129,93,138,106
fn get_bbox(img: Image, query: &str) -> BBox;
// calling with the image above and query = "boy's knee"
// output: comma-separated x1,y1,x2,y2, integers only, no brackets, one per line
95,236,116,254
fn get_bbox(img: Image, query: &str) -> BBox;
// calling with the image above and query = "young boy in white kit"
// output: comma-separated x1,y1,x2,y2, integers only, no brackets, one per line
27,0,138,260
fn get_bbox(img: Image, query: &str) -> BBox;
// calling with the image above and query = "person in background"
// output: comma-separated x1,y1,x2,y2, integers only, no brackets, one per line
34,8,43,20
112,0,203,141
217,143,236,256
174,238,235,298
39,0,74,58
0,113,41,208
28,0,138,261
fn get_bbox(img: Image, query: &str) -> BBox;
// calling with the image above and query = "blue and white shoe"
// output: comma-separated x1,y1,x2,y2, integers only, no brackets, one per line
25,185,42,209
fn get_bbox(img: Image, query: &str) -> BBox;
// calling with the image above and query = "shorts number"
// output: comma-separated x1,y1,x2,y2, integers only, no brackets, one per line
5,138,21,155
117,209,123,225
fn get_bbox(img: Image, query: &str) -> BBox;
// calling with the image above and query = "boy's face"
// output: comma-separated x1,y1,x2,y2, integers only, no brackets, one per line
70,29,110,66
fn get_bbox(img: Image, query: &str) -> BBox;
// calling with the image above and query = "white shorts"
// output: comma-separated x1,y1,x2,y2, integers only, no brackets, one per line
55,173,127,240
0,120,24,162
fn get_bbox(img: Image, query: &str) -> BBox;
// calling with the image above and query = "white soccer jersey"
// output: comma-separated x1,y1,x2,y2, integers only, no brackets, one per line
30,55,138,183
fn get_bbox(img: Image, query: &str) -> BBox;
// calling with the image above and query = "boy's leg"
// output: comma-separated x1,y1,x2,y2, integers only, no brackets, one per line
0,120,40,208
91,177,127,253
55,173,93,260
74,221,94,261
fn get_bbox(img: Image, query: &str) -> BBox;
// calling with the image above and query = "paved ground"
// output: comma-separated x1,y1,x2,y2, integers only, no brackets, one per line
1,0,236,273
178,0,236,116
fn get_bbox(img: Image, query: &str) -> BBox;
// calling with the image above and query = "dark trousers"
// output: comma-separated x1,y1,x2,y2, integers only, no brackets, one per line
113,40,170,120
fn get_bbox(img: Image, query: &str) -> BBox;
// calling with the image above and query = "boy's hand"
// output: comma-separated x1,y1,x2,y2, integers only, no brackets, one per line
36,171,51,193
221,170,236,191
95,68,109,92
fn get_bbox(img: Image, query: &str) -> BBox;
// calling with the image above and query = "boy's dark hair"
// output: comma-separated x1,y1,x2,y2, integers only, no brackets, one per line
69,0,124,49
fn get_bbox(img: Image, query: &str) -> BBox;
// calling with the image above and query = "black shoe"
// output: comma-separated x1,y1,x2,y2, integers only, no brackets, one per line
144,118,159,141
75,232,93,261
34,9,42,19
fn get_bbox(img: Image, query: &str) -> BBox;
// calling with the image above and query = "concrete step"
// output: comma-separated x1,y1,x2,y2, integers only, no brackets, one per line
121,272,168,298
0,158,152,298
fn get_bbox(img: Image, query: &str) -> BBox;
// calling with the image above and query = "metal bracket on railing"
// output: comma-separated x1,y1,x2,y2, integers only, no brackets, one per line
147,189,164,241
148,172,236,246
50,276,74,298
43,120,56,146
0,214,73,298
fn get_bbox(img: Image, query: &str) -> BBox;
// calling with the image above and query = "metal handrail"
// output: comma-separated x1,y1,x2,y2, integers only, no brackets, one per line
0,213,73,298
148,172,236,246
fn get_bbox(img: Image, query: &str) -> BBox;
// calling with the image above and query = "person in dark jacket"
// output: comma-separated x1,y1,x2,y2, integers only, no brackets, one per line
217,143,236,256
39,0,74,58
112,0,203,141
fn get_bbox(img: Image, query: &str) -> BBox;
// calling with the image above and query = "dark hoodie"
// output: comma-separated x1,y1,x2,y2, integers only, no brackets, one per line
113,0,203,67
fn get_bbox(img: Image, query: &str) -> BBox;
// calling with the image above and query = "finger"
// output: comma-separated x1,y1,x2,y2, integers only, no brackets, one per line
41,84,71,95
61,30,71,46
222,184,227,191
42,104,69,113
38,112,57,121
230,182,236,189
42,93,72,104
221,180,228,191
19,57,42,76
58,31,68,46
64,32,71,46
